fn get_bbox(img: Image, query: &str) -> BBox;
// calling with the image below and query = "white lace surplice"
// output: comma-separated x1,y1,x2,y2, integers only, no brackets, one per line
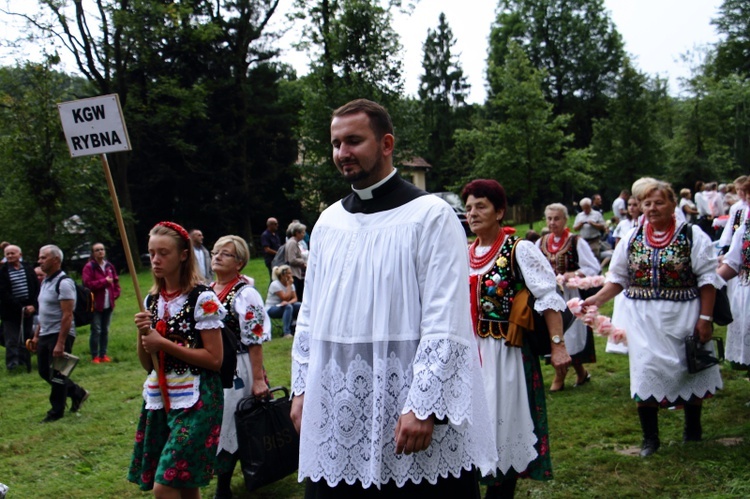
474,239,565,475
607,225,723,402
291,196,497,488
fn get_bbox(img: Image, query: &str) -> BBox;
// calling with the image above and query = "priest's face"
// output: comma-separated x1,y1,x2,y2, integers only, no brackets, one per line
331,112,394,189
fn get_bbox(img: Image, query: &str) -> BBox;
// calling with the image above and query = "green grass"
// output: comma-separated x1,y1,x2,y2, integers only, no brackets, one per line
1,257,748,498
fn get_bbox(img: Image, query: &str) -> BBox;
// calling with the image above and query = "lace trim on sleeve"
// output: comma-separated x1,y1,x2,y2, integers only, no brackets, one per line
402,338,476,425
515,241,566,312
291,329,310,395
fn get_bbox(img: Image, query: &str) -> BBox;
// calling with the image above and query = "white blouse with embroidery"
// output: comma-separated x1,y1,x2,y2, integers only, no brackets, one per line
141,290,225,410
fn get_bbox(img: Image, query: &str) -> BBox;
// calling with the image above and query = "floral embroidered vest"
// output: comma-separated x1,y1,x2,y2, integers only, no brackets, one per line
739,219,750,286
147,285,207,375
476,236,525,340
539,234,580,275
219,280,248,353
625,224,698,301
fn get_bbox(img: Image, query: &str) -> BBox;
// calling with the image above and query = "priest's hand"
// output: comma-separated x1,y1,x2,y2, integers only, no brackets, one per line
291,394,304,434
395,411,434,455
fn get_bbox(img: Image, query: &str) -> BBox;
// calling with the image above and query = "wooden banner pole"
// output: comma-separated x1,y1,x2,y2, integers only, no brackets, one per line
99,154,161,378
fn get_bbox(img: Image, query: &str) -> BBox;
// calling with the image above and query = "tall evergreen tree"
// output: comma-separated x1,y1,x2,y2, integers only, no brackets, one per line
711,0,750,78
590,58,667,195
418,12,471,191
455,42,597,225
488,0,624,148
290,0,408,218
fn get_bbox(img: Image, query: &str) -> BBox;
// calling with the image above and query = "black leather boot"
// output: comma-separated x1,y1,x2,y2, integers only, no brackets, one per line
638,406,660,458
213,470,233,499
683,403,703,442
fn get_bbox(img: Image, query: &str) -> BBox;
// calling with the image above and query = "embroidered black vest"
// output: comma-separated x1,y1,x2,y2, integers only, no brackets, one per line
477,236,525,340
146,285,208,375
731,206,744,233
539,234,580,275
625,224,698,301
219,280,248,353
739,219,750,286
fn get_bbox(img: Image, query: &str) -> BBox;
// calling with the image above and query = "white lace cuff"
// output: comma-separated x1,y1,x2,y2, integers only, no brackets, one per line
532,291,567,313
402,338,474,425
291,329,310,396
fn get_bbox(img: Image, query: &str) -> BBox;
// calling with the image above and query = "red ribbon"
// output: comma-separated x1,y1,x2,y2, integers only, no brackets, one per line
469,274,482,366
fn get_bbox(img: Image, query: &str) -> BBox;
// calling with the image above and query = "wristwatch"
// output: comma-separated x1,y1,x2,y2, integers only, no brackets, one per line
552,335,564,345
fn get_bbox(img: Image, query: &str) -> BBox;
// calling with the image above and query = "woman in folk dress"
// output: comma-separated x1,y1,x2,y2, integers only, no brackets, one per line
584,179,722,457
210,235,270,498
463,179,570,498
538,203,600,391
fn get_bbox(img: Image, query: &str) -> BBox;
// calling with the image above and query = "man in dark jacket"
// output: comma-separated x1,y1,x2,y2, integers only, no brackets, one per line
0,245,40,372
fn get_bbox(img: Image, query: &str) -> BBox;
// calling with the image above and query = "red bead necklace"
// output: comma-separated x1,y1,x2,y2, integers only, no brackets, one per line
645,220,676,249
546,228,570,254
469,232,506,269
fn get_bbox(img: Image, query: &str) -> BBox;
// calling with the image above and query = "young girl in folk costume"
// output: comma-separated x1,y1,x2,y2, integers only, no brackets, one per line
128,221,226,498
210,235,271,499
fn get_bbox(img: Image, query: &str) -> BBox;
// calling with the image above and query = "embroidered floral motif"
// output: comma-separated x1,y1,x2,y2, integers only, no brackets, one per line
147,287,207,376
244,304,266,339
739,220,750,285
625,225,698,301
477,236,524,339
200,299,219,315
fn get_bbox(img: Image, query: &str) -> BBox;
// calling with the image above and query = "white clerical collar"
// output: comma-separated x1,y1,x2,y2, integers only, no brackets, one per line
352,169,398,200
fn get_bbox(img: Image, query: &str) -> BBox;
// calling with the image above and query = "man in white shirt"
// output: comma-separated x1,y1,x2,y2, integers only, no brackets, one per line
573,197,606,258
189,229,212,283
611,190,629,224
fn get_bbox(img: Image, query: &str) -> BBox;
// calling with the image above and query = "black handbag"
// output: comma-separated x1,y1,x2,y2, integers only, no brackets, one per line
510,240,575,357
712,285,733,326
235,386,299,491
523,291,576,357
685,335,724,374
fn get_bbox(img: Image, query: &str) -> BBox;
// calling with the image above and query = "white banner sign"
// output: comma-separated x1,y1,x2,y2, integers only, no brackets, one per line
58,94,132,157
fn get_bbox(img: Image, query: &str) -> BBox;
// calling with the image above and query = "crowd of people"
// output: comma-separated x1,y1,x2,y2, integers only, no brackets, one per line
3,98,750,499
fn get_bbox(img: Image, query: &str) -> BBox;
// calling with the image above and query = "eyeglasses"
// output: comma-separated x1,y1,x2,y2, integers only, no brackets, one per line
94,248,105,252
211,251,236,259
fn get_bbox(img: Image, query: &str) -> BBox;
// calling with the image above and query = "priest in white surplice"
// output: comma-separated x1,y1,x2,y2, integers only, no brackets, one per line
290,99,497,497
